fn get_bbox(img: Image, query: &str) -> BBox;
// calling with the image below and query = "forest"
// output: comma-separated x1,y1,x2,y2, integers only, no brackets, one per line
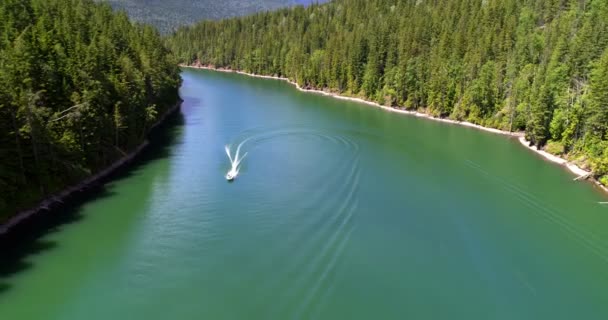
168,0,608,186
96,0,326,34
0,0,181,220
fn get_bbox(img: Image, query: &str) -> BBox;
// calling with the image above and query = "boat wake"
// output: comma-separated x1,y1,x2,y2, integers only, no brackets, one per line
225,144,247,181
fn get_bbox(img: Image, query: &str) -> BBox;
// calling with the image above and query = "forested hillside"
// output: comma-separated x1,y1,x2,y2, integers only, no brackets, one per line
97,0,326,34
0,0,181,220
168,0,608,185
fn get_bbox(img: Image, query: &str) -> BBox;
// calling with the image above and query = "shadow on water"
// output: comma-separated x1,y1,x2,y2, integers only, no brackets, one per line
0,109,185,297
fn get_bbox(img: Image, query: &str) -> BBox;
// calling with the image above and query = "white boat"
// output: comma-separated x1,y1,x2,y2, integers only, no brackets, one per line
226,170,237,181
225,145,247,182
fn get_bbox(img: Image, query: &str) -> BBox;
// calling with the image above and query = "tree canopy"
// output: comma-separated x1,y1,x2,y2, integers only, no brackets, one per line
0,0,181,220
96,0,328,34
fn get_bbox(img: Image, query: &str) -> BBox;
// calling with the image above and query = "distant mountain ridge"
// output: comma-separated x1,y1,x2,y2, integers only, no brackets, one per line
96,0,327,33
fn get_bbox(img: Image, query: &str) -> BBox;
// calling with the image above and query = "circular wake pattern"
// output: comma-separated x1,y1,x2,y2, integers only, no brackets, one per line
226,126,361,318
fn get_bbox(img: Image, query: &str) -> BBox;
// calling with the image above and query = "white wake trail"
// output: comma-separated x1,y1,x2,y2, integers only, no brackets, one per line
233,152,247,171
225,144,248,180
225,145,234,164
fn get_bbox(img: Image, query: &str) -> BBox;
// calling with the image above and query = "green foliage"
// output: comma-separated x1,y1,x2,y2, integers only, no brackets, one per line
545,140,565,156
0,0,180,220
168,0,608,185
587,48,608,139
96,0,327,34
600,175,608,187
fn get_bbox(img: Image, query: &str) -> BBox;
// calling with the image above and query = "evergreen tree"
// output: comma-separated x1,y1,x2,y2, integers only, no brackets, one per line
0,0,181,220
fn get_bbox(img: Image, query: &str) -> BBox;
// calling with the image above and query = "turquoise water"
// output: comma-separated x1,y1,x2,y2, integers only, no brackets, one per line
1,68,608,319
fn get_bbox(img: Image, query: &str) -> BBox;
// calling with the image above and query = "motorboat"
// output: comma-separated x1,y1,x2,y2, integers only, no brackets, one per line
226,169,237,181
225,145,247,182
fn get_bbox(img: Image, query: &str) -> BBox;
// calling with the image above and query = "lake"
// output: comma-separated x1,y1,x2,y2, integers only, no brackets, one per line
1,68,608,319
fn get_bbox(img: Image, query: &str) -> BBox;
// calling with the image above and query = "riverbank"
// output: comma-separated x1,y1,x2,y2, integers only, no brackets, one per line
182,64,607,194
517,137,608,193
0,101,182,236
182,64,521,137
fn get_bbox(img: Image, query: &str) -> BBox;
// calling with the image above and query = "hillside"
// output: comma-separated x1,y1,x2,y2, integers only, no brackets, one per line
168,0,608,185
0,0,181,220
97,0,326,33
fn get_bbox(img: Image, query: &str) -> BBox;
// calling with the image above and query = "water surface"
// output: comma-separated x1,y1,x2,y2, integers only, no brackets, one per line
1,68,608,319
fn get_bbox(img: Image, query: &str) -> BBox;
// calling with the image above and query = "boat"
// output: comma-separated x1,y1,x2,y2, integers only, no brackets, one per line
225,145,247,182
226,170,237,181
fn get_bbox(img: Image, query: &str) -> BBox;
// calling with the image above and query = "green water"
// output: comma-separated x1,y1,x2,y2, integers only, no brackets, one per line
2,68,608,319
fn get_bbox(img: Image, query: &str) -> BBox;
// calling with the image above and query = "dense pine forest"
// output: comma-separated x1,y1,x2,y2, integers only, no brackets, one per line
96,0,326,34
168,0,608,186
0,0,181,220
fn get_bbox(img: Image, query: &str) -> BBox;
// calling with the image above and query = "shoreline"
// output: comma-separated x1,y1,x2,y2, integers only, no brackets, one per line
182,64,520,137
182,64,607,194
0,101,182,236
